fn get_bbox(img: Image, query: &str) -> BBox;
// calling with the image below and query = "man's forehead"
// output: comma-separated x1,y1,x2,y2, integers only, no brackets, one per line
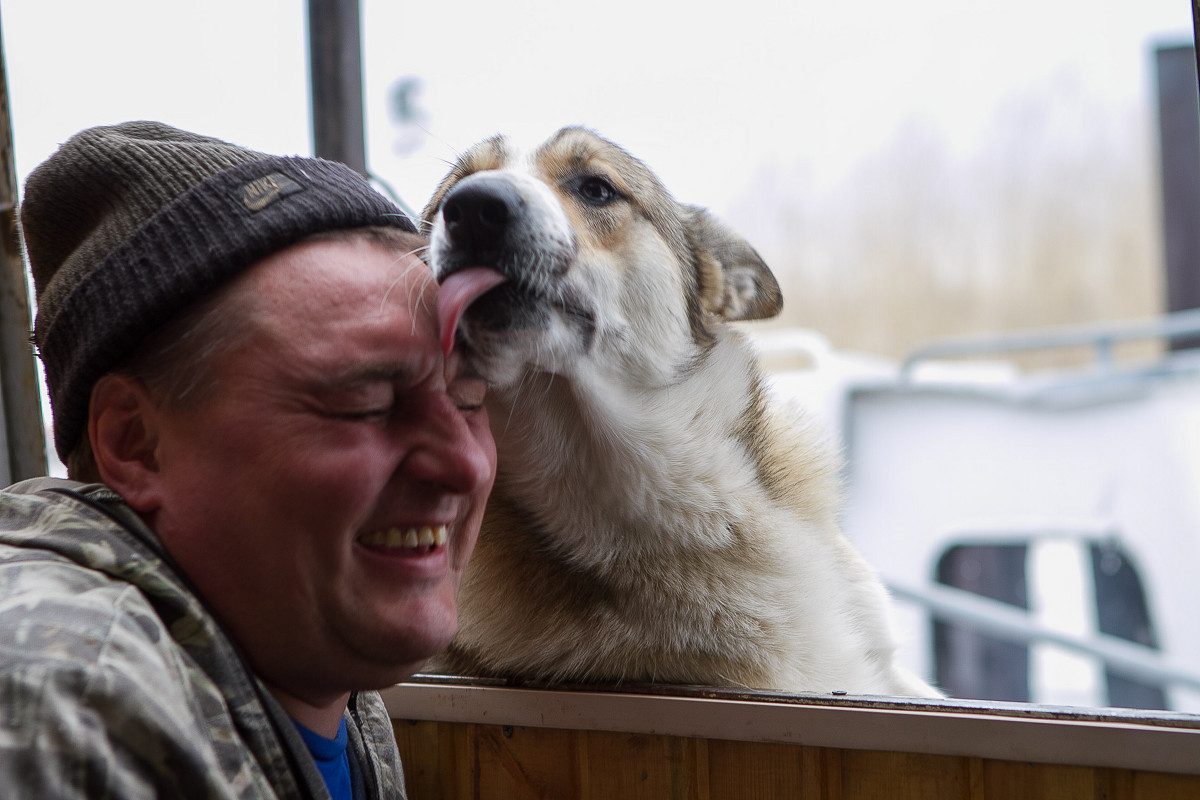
245,237,433,310
217,237,440,376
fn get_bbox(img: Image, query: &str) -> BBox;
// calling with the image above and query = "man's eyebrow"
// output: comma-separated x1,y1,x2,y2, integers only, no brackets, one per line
325,360,435,387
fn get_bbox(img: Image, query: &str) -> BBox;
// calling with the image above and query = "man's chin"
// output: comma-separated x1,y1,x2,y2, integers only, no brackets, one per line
329,591,460,678
354,627,458,681
332,649,446,692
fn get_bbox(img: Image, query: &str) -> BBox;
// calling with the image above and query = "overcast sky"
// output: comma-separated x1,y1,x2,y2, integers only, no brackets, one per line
4,1,1194,218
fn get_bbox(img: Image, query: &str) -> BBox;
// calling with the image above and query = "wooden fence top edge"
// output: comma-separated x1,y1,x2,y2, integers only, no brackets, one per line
382,678,1200,776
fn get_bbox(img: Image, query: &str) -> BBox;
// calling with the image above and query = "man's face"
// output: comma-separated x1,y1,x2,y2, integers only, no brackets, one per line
141,236,496,700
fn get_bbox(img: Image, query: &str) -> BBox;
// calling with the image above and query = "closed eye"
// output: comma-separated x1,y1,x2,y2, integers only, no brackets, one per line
318,380,396,422
329,406,392,422
450,377,488,413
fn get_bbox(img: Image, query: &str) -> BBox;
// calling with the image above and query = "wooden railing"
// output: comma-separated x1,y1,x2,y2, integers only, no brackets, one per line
385,677,1200,799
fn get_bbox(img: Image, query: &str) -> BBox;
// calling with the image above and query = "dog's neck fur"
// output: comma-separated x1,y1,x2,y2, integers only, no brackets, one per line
486,327,777,571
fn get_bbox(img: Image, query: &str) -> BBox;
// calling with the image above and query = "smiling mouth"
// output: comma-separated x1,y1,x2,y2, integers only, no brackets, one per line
357,525,448,553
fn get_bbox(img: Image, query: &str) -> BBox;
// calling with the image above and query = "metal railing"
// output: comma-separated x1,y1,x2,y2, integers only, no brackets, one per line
888,579,1200,696
899,308,1200,378
0,13,47,484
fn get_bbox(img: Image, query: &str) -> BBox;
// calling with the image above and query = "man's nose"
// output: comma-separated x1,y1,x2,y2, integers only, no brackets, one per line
401,396,494,494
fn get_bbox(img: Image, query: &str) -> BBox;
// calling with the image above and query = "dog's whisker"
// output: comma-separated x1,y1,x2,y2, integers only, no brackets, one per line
502,370,535,436
413,269,438,333
379,246,436,321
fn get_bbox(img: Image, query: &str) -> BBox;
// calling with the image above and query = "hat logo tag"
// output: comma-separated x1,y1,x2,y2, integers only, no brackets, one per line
241,172,304,211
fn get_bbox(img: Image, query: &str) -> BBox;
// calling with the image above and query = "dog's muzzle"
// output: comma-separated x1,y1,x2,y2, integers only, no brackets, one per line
434,173,575,284
432,173,580,353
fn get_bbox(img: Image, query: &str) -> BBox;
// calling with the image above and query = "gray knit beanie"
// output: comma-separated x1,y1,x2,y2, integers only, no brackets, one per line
20,120,416,461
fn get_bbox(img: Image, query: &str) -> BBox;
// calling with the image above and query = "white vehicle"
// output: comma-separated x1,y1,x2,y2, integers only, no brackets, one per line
754,311,1200,712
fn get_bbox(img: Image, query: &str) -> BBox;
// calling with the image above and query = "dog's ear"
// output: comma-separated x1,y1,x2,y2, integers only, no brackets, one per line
684,206,782,322
421,175,454,228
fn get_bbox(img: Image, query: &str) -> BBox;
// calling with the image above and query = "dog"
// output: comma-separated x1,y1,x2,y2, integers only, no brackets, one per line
421,126,939,696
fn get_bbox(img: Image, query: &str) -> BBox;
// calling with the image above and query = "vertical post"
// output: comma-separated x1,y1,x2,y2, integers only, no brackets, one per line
0,14,48,483
1195,0,1200,77
1155,43,1200,350
307,0,368,176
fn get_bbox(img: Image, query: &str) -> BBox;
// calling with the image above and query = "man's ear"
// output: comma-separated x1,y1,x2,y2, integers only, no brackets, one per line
89,373,163,514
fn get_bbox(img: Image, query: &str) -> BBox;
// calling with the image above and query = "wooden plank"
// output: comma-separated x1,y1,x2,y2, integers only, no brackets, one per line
392,719,1200,800
707,739,805,798
582,730,702,799
386,680,1200,798
475,724,581,799
1129,770,1200,800
392,720,457,800
381,681,1200,775
966,757,986,800
819,747,842,800
977,760,1096,799
839,750,971,799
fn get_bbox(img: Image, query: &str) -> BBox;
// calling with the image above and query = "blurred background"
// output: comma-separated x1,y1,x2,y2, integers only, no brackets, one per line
4,1,1199,712
4,0,1192,358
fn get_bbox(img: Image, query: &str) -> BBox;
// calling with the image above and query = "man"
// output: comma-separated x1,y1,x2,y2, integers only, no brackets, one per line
0,122,496,798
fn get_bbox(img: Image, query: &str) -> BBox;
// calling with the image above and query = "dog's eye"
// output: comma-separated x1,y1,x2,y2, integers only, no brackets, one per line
576,176,620,206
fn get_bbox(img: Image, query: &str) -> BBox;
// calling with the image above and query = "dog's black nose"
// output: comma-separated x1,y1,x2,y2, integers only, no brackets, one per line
441,180,523,256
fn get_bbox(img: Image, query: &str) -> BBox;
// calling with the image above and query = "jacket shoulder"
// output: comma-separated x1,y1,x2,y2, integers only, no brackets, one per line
0,485,281,798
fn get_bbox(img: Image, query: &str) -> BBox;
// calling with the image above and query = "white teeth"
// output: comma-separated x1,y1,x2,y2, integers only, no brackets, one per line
360,525,449,550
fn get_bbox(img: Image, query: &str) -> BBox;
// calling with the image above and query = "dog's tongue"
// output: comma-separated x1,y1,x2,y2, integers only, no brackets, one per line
437,267,508,354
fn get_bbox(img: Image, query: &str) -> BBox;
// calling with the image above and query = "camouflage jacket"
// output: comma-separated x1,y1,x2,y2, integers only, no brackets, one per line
0,478,408,799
